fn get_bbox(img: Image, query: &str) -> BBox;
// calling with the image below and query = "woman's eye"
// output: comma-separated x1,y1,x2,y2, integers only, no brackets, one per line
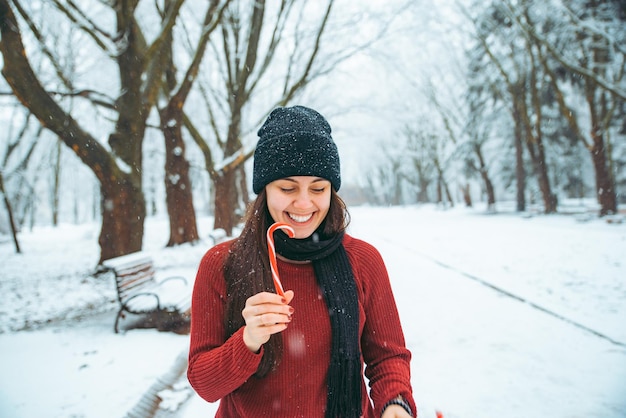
311,187,326,193
280,188,295,193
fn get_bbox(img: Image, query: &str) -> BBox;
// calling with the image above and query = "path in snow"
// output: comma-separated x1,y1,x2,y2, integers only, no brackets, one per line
348,206,626,417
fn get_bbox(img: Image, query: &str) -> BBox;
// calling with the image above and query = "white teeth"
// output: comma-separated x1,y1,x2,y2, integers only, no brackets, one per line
288,213,312,223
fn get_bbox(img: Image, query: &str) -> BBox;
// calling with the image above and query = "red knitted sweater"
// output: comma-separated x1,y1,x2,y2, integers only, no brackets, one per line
187,234,415,417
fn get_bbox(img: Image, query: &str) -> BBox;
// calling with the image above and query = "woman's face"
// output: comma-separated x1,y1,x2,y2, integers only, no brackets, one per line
266,176,332,239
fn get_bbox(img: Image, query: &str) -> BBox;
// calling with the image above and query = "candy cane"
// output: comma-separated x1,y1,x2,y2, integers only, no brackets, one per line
266,222,295,297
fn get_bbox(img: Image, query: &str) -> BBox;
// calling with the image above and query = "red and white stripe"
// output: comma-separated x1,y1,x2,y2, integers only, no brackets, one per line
266,222,295,297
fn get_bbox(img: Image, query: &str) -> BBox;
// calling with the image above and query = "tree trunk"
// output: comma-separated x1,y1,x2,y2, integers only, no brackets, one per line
589,126,617,215
436,179,443,205
213,95,245,234
525,139,556,213
480,169,496,210
513,105,526,212
99,178,145,260
443,179,454,207
213,170,238,235
161,107,199,246
417,172,430,203
238,166,250,209
52,138,61,226
586,32,618,216
0,170,21,253
393,166,403,205
528,51,556,214
512,82,556,214
417,186,430,203
461,183,472,207
473,143,496,210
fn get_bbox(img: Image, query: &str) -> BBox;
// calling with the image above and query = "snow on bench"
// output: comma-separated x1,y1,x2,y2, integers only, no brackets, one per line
101,252,191,333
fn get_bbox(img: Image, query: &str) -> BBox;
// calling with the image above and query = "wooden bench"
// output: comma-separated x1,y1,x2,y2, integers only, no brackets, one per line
100,252,191,333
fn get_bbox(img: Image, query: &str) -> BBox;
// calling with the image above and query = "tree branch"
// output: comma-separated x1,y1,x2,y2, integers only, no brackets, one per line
51,0,112,52
502,0,626,100
170,0,229,108
12,0,74,90
0,0,117,183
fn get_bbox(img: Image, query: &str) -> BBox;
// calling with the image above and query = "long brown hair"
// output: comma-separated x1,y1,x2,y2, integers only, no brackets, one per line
223,188,350,377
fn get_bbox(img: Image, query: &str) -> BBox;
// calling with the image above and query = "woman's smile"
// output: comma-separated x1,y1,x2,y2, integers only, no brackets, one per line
287,212,313,223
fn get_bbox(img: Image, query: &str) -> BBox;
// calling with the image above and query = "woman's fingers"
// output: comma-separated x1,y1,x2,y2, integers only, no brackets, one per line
257,312,291,326
247,291,285,306
242,291,294,353
244,292,293,317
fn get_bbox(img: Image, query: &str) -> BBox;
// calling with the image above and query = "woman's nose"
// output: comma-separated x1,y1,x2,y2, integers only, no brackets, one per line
292,191,312,208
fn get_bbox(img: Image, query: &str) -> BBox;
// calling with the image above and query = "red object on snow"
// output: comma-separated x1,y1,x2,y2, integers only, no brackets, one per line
436,411,444,418
266,222,295,297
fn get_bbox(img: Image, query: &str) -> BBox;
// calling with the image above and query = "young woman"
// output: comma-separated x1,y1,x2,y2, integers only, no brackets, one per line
188,106,415,417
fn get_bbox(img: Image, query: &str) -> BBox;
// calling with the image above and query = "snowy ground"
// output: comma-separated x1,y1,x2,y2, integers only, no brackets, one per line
1,202,625,417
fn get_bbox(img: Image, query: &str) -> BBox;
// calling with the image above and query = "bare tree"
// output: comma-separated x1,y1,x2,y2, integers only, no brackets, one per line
157,0,228,246
0,109,42,227
0,0,220,261
465,1,557,213
404,126,435,204
421,74,497,210
182,0,333,235
504,0,625,215
365,142,406,205
186,0,396,235
0,110,40,252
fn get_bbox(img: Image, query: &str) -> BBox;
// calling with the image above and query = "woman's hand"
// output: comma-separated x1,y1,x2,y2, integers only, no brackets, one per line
242,290,294,353
381,404,413,418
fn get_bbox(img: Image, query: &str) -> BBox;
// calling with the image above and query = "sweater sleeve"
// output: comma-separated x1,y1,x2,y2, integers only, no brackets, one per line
187,242,263,403
349,239,416,417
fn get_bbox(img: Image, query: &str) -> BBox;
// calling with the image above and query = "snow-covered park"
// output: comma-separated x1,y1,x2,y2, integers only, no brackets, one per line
1,203,625,417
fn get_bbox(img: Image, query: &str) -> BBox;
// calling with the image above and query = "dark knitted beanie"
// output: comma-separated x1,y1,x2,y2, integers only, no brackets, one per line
253,105,341,194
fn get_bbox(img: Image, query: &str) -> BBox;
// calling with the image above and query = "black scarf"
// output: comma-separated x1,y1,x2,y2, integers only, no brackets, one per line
274,229,362,418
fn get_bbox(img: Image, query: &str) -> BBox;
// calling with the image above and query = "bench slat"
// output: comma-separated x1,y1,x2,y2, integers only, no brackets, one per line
116,268,157,299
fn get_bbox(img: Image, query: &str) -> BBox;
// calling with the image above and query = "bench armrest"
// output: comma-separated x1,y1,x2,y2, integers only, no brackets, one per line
160,275,188,286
